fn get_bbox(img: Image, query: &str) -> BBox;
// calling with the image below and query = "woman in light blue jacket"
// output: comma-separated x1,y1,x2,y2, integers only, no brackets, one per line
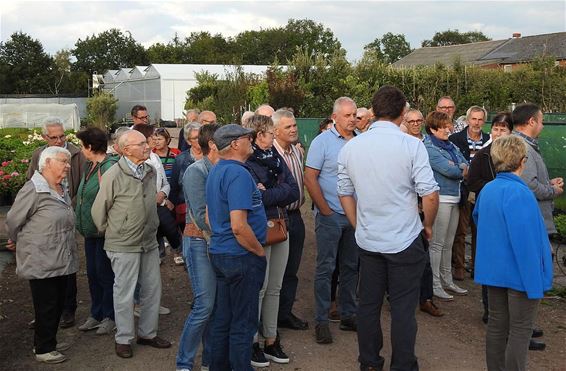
424,111,469,301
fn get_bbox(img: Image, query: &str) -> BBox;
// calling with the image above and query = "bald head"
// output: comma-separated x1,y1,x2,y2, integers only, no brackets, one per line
255,104,275,117
198,111,217,125
118,130,144,150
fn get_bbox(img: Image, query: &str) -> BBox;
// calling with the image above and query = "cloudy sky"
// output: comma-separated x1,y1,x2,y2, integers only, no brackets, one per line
1,0,565,61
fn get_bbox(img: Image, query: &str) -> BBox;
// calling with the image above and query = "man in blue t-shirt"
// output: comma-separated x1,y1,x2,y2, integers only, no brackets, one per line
205,124,267,371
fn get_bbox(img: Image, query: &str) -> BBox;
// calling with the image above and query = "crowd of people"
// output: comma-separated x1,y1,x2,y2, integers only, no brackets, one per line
5,86,562,371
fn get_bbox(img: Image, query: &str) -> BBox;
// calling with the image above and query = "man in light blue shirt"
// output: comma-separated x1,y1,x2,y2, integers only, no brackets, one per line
304,96,360,345
337,86,439,371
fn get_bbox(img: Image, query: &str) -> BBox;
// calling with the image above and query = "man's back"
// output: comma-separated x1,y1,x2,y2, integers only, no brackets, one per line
338,121,437,253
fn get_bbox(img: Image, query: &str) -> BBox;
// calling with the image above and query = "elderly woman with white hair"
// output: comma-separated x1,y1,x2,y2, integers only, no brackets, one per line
6,146,79,364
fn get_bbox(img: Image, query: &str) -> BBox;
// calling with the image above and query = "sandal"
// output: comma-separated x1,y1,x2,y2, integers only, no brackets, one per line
173,255,184,266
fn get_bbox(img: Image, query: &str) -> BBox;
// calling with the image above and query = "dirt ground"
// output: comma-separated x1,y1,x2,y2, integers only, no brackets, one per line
1,204,565,371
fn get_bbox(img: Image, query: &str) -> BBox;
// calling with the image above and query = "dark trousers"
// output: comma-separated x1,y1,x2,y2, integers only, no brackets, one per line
63,273,77,315
419,238,433,304
357,235,426,371
84,237,115,321
157,205,182,251
209,253,266,371
278,210,305,321
30,275,69,354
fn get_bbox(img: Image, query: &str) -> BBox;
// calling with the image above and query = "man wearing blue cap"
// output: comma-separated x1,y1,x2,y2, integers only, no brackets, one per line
205,124,268,371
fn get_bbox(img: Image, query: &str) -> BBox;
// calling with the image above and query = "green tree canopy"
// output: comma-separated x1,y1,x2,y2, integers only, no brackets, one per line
422,29,491,47
72,28,149,74
0,32,53,94
363,32,412,64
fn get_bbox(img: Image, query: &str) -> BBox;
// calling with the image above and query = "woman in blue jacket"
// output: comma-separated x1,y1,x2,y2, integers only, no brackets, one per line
245,114,300,366
473,135,552,371
423,111,469,301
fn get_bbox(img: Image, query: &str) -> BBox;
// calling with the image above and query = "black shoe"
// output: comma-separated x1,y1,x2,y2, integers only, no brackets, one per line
59,312,75,329
532,328,544,338
264,339,289,364
529,339,546,351
339,316,357,332
251,342,269,367
278,313,308,330
315,323,333,344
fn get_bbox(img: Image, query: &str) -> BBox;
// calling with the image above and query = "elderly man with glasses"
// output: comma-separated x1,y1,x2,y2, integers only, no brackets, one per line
25,116,86,329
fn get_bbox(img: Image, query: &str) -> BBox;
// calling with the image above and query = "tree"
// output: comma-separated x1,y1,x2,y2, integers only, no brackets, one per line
86,91,118,130
0,32,53,94
363,32,412,64
72,29,149,74
422,29,491,47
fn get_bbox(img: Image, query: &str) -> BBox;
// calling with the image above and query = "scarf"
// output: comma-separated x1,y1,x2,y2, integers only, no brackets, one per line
430,135,460,165
250,143,281,188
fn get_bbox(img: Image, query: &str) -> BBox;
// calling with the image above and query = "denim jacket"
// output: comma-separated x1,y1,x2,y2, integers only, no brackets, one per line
423,135,468,197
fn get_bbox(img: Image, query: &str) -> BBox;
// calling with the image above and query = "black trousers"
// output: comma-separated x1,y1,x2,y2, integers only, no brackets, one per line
278,210,305,321
157,205,182,251
419,238,433,304
63,273,77,315
30,275,69,354
357,234,426,371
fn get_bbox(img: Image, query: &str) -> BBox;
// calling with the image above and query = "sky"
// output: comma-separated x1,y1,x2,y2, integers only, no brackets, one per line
1,0,565,62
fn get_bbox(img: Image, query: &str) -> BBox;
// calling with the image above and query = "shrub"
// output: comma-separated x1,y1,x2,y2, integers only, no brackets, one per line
87,91,118,130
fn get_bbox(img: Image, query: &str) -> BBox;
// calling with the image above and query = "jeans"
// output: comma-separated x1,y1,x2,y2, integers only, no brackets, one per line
29,275,69,354
486,287,539,371
157,205,182,252
419,240,433,304
357,234,426,371
278,210,305,321
314,212,359,323
176,237,216,370
209,253,266,371
258,239,289,339
84,237,114,321
452,199,470,273
430,202,459,290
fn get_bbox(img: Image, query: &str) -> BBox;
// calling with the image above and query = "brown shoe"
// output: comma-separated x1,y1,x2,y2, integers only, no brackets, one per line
453,268,465,281
420,300,444,317
136,336,171,349
115,343,133,358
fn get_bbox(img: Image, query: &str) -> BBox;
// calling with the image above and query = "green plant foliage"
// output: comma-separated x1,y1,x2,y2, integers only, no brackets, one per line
86,92,118,130
555,214,566,238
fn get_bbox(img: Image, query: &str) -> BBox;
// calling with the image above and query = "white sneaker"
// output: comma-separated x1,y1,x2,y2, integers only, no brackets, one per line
433,287,454,301
201,366,209,371
445,283,468,296
78,317,100,331
159,305,171,315
33,342,70,354
96,318,116,335
35,351,67,364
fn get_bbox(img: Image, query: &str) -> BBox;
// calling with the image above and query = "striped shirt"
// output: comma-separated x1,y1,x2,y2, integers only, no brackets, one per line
273,139,304,211
466,132,485,159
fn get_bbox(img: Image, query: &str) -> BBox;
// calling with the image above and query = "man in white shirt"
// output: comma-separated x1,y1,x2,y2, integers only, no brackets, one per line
337,86,439,371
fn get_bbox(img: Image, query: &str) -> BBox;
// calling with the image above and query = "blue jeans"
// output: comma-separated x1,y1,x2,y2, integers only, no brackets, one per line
84,237,114,320
314,212,359,324
176,237,216,370
209,253,266,371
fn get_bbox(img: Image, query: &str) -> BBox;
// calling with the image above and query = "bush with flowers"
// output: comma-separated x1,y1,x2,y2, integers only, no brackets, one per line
0,128,79,203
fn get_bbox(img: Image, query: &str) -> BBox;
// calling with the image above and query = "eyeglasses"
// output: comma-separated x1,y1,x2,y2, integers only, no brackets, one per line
188,136,199,141
46,134,66,141
52,157,70,165
437,106,455,110
406,119,424,125
154,127,168,134
356,116,363,120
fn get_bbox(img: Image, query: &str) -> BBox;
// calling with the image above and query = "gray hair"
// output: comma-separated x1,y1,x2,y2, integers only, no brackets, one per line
437,96,455,106
466,105,488,121
404,108,423,119
241,111,254,126
332,97,356,114
112,126,130,141
38,146,71,172
183,122,202,141
272,109,295,127
42,117,64,135
357,107,369,117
